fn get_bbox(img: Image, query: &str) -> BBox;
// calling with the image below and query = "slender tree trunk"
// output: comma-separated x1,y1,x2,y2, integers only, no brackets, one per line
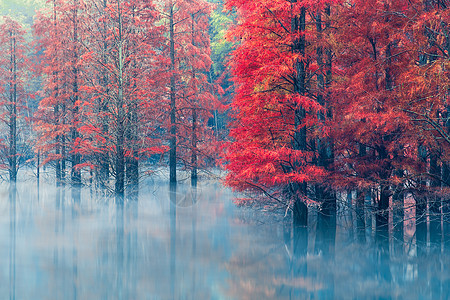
99,0,110,187
444,107,450,214
416,144,427,246
376,145,390,232
37,150,40,180
429,152,442,246
291,4,308,227
316,9,336,216
125,6,139,200
61,107,66,185
71,0,81,187
126,102,139,200
115,0,125,197
356,189,366,242
356,144,367,241
191,103,198,186
376,42,394,233
52,0,62,185
55,105,61,185
191,14,198,187
116,122,125,196
392,168,404,246
169,0,177,184
9,31,17,182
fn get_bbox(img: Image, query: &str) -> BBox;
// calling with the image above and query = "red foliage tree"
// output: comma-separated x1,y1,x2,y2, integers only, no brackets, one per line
330,0,450,228
78,0,166,196
398,0,450,218
330,0,421,226
0,17,30,181
224,0,338,224
33,0,86,186
159,0,220,185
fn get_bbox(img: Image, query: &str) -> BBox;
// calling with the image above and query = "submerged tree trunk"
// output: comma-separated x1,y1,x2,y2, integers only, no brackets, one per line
356,189,366,242
444,107,450,214
429,152,441,247
416,145,428,246
356,143,367,241
376,145,390,234
392,169,404,247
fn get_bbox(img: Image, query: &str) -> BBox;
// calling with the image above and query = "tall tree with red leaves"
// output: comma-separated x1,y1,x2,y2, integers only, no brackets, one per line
78,0,166,197
33,0,86,186
0,17,30,182
224,0,339,225
159,0,219,185
330,0,421,229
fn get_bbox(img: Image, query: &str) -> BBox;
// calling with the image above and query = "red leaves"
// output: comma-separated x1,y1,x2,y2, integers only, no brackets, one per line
224,0,340,200
224,0,450,205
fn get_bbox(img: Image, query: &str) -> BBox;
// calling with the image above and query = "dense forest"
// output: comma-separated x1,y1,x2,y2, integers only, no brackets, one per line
0,0,449,233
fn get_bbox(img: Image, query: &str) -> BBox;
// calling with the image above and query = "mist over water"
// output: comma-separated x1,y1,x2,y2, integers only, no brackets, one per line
0,179,449,299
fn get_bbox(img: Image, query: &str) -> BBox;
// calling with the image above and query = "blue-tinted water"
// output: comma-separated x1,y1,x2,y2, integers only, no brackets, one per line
0,181,449,299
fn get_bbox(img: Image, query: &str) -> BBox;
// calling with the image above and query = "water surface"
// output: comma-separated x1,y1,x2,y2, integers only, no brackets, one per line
0,181,449,299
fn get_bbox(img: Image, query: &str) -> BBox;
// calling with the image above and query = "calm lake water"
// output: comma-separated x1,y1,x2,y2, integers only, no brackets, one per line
0,180,449,299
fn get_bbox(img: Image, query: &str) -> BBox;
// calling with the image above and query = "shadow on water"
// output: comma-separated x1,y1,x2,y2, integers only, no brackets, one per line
314,210,336,299
115,198,124,300
169,183,176,300
9,183,16,300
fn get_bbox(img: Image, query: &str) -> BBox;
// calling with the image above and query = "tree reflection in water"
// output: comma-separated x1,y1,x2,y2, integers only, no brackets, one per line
0,182,448,299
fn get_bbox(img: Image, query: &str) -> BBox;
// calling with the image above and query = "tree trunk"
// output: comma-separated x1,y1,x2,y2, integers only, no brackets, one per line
191,14,198,187
52,0,62,186
416,144,427,246
125,5,139,200
376,145,390,231
429,152,442,247
392,168,404,247
356,189,366,242
37,151,40,180
316,9,336,216
376,41,394,234
116,124,125,196
71,0,81,187
291,4,307,227
444,107,450,214
115,0,125,197
169,0,177,184
9,32,17,182
61,110,66,185
126,105,139,200
99,0,110,187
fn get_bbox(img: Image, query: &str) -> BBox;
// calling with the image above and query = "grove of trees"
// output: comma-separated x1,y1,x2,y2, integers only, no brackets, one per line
30,0,221,199
224,0,450,234
0,0,449,234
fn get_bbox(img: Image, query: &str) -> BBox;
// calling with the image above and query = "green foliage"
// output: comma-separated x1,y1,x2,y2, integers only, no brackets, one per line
209,4,233,79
